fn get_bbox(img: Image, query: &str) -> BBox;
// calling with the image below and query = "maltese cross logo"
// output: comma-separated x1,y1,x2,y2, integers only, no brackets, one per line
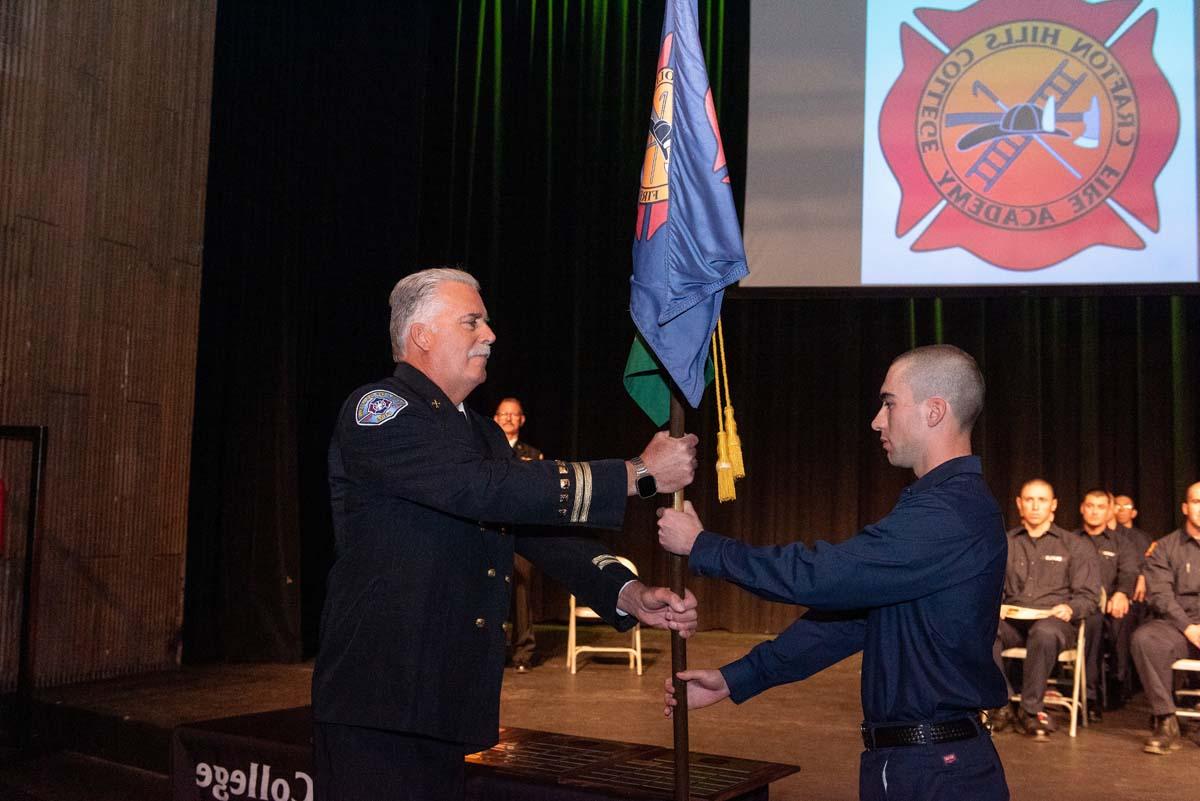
880,0,1180,270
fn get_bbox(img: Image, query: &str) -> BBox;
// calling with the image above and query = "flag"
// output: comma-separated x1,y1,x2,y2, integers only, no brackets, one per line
625,0,748,422
624,334,713,427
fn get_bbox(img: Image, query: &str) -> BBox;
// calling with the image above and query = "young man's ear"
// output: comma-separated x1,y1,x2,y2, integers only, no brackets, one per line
925,397,948,427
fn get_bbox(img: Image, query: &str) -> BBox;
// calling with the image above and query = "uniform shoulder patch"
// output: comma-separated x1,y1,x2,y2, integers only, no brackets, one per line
355,389,408,426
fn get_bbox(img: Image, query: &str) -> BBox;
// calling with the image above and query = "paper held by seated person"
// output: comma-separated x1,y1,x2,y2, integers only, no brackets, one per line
1000,604,1053,620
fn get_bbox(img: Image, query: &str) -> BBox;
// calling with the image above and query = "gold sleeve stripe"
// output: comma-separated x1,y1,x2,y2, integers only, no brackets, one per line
570,462,586,523
578,461,593,523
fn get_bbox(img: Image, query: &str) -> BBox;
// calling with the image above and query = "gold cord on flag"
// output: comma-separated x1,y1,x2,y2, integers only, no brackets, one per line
712,332,735,502
716,318,745,479
711,317,744,503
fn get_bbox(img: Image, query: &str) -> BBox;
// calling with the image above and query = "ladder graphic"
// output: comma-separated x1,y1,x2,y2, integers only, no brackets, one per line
964,60,1087,192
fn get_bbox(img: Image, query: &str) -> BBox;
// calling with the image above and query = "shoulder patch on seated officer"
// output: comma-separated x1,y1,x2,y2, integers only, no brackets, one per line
592,554,621,570
355,389,408,426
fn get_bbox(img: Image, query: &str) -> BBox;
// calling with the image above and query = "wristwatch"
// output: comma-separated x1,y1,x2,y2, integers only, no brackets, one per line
630,456,657,499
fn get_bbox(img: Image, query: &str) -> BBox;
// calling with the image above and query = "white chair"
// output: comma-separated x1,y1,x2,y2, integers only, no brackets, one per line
567,556,642,675
1170,659,1200,720
999,611,1087,737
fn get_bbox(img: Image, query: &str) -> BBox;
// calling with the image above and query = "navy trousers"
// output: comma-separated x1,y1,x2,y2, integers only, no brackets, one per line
1131,619,1200,716
314,722,467,801
859,734,1009,801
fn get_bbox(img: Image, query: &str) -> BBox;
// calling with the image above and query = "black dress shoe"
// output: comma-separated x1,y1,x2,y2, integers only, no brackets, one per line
1144,714,1181,754
1020,709,1056,739
985,705,1015,733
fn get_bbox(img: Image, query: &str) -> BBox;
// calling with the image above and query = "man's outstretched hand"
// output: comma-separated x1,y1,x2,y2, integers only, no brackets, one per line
663,669,730,718
657,500,705,556
618,581,698,638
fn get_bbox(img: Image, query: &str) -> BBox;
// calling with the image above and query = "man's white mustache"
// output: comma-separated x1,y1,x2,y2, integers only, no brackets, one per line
469,347,492,358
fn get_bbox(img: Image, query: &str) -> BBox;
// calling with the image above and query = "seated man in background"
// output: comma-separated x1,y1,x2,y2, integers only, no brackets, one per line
1131,481,1200,755
1115,493,1152,556
1075,488,1139,719
992,478,1099,738
1114,492,1153,700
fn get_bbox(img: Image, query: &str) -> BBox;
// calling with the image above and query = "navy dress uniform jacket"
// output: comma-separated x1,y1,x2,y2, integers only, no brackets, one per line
512,440,543,462
313,363,637,748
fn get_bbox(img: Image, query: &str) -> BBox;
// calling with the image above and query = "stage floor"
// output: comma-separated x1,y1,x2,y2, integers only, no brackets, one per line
1,626,1194,800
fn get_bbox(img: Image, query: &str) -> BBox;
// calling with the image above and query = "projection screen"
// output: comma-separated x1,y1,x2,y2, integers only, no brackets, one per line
741,0,1198,287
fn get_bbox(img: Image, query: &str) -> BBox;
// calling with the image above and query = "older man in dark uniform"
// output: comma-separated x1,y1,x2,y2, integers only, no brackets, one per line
312,268,700,801
657,345,1010,801
493,396,543,671
1131,481,1200,754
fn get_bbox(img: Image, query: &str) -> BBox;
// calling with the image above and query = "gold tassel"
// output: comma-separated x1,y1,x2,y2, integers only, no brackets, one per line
716,430,736,503
713,333,736,502
723,405,745,479
716,318,746,480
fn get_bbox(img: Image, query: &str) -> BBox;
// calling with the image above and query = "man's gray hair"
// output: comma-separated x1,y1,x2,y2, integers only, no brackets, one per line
388,268,480,360
892,344,985,431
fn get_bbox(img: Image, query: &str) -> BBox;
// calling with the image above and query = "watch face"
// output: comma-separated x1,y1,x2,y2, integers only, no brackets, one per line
637,474,657,499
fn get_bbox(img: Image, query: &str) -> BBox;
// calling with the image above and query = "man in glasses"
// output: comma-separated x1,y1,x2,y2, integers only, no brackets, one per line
494,397,542,671
1114,493,1153,702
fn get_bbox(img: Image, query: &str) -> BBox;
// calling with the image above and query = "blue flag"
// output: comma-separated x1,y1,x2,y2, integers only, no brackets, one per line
628,0,748,415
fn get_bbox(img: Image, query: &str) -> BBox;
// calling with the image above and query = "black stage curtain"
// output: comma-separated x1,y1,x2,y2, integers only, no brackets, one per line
185,1,433,662
185,1,1199,660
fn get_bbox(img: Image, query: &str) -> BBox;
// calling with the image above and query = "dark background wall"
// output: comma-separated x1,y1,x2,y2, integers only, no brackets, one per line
185,0,1200,662
0,0,216,687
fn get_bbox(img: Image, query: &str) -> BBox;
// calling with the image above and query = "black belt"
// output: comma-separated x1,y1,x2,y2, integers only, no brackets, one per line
861,716,986,750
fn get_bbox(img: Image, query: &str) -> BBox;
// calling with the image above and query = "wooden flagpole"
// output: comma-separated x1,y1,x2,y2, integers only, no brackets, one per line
667,391,689,801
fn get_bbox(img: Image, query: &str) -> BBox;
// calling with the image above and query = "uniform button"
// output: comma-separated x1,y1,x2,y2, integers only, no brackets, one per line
487,568,497,577
475,617,486,628
504,574,511,584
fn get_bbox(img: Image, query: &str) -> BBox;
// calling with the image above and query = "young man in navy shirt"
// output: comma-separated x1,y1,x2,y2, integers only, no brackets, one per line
658,345,1009,801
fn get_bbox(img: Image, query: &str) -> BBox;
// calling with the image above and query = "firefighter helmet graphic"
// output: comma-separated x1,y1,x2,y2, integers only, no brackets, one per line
880,0,1180,270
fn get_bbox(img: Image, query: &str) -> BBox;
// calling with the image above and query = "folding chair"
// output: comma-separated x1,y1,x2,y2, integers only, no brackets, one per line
566,556,643,675
1000,610,1087,737
1171,659,1200,721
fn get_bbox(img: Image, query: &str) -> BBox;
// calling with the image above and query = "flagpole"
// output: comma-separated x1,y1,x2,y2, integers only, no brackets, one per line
668,391,689,801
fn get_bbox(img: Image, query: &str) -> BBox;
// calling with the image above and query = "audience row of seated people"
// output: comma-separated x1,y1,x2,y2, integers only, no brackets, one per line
988,480,1200,755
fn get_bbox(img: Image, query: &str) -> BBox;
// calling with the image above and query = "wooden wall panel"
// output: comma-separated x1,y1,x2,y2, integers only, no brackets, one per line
0,0,216,689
